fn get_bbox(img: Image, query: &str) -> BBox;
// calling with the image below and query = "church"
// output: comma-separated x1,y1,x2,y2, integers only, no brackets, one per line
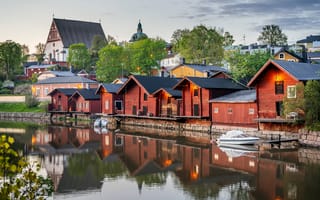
129,20,148,42
44,18,106,67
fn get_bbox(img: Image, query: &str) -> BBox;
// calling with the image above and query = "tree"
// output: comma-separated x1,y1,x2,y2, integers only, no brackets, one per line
96,44,125,82
171,25,224,65
257,24,288,46
283,82,305,117
0,40,22,80
35,43,46,63
304,80,320,129
0,134,53,199
223,32,235,46
225,50,271,84
67,43,91,72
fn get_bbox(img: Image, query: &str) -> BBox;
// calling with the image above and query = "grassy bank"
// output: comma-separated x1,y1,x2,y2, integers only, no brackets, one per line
0,102,46,112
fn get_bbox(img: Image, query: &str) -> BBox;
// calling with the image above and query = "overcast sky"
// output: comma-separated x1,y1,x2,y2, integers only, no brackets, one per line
1,0,319,53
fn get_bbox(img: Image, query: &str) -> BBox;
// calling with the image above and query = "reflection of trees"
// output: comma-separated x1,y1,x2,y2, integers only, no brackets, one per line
67,152,127,180
228,181,254,200
295,164,320,200
134,172,167,187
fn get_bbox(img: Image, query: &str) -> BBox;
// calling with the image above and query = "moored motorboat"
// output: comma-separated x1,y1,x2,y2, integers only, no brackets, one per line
217,130,260,145
218,143,259,158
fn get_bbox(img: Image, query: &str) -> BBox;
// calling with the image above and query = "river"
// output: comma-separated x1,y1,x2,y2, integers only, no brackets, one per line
1,120,320,200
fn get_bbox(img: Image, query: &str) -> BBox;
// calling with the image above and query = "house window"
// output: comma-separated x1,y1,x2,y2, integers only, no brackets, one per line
214,107,219,114
105,100,109,110
167,97,171,104
275,81,284,94
86,102,89,109
194,88,198,96
249,108,255,115
36,88,40,96
228,108,233,114
115,100,123,110
279,53,285,59
287,85,296,98
132,105,137,115
142,106,148,115
44,88,49,95
193,104,199,116
144,93,148,101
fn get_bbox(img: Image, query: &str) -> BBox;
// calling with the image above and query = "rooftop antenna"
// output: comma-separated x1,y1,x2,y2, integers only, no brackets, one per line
99,18,101,23
52,13,55,19
243,34,246,45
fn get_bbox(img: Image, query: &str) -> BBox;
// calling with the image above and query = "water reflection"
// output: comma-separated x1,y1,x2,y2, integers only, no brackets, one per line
3,122,320,200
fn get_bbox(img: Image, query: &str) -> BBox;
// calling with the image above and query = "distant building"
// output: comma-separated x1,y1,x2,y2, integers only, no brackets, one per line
44,18,107,67
296,35,320,52
129,20,148,42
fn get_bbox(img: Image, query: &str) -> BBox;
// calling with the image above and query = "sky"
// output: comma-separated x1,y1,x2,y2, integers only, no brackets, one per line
1,0,320,53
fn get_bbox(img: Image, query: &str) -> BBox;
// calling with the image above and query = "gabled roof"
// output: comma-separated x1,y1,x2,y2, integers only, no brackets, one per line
53,18,106,48
71,89,100,100
34,76,97,84
173,77,247,90
274,48,304,61
248,59,320,86
210,90,256,103
96,83,122,94
118,75,181,95
47,88,77,96
152,87,182,98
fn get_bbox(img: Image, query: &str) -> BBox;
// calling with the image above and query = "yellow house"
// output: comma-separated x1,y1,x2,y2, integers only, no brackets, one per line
273,48,305,62
169,64,229,78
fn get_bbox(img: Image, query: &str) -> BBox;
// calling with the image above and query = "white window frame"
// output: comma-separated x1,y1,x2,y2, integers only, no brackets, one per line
214,107,219,114
287,85,297,98
279,53,285,59
249,108,255,115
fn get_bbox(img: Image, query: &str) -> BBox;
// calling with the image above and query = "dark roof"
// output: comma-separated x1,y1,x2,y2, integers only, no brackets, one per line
35,76,97,84
179,77,247,90
210,90,256,103
28,64,55,69
297,35,320,43
274,48,304,61
99,83,122,93
41,71,75,77
120,75,181,95
273,59,320,80
73,89,100,100
53,18,106,48
48,88,77,96
152,87,182,98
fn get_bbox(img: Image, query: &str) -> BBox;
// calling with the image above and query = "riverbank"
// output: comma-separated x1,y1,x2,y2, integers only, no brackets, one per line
0,112,319,148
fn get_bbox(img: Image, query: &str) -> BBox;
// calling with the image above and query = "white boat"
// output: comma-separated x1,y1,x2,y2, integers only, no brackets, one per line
94,118,108,128
217,130,260,145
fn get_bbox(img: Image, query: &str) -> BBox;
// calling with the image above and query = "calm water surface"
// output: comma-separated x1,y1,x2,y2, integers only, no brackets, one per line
2,121,320,200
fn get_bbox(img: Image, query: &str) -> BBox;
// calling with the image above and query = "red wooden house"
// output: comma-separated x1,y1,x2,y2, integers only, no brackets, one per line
209,90,258,127
48,88,77,111
248,59,320,119
173,77,247,118
95,83,123,115
152,88,182,117
117,75,180,117
69,89,101,113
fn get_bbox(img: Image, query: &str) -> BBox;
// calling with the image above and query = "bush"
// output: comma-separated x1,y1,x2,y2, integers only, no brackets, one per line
14,84,31,95
25,95,39,108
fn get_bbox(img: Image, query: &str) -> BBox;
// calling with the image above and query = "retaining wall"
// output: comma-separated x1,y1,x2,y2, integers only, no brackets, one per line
0,112,50,123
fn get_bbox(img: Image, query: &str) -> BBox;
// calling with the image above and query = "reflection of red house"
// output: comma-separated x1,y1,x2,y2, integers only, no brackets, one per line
117,75,180,116
173,77,247,118
210,90,258,127
69,89,101,113
95,83,123,115
48,88,77,111
248,59,320,119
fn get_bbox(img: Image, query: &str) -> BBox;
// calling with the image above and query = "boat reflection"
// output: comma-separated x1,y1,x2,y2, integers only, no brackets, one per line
24,125,315,199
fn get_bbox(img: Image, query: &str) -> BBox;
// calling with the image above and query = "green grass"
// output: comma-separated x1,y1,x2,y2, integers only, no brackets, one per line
0,102,45,112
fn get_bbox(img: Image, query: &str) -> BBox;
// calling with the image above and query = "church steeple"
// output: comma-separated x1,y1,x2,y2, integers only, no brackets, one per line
137,20,142,33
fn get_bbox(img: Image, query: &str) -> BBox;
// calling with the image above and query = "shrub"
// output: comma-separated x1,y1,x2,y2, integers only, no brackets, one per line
25,95,39,108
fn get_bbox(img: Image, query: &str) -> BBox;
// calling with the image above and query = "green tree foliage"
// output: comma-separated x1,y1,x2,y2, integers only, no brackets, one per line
96,44,125,82
304,80,320,128
225,50,272,84
223,32,235,46
0,135,53,199
67,43,91,72
0,40,22,80
257,24,288,46
128,38,166,75
90,35,108,67
171,25,224,65
96,38,166,82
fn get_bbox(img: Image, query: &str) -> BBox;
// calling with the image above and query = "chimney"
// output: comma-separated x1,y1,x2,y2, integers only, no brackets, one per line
202,59,206,65
181,57,185,64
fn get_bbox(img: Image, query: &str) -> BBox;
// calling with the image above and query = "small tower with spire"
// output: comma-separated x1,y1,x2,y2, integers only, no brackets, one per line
130,20,148,42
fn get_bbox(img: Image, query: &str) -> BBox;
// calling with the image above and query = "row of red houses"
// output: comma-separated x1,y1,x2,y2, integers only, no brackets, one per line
48,59,320,130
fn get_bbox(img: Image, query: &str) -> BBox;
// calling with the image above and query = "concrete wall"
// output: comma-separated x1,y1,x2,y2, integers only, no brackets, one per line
0,112,50,123
0,96,25,102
